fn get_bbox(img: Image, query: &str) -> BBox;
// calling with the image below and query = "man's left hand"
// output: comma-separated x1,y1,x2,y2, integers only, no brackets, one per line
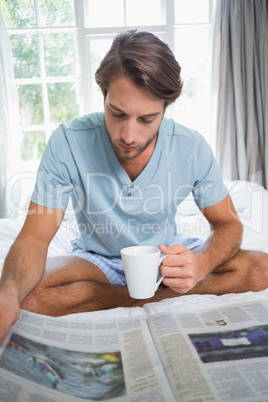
159,244,208,293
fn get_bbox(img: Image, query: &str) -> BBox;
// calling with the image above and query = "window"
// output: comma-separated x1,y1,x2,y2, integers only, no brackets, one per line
1,0,78,170
1,0,215,170
173,0,215,140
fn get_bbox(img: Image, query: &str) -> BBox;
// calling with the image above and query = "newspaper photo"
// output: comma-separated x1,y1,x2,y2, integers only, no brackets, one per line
0,310,175,402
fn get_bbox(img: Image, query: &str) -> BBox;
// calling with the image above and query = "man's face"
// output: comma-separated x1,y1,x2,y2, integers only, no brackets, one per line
104,75,165,162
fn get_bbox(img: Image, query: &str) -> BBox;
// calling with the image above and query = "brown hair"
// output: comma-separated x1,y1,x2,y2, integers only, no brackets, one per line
95,30,183,107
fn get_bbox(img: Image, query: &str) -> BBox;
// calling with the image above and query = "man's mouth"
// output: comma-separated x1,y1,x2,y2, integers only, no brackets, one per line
118,143,137,151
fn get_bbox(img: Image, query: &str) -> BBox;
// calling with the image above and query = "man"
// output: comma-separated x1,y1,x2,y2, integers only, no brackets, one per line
0,30,267,344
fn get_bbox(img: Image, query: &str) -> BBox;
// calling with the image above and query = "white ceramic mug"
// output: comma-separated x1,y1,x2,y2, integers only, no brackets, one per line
120,246,169,299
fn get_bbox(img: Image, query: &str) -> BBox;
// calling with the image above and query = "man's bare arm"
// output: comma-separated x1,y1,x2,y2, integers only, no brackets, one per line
0,202,65,342
198,194,243,270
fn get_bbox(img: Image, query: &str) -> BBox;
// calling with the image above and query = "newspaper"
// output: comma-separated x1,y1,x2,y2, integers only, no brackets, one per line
1,291,268,402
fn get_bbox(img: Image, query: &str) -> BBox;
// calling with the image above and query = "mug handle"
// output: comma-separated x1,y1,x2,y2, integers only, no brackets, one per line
155,254,171,290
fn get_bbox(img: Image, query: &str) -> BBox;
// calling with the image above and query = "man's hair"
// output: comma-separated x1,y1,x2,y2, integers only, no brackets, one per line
95,30,183,107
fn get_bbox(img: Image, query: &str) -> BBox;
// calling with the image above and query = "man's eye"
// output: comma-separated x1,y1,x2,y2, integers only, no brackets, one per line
140,117,154,124
111,111,125,118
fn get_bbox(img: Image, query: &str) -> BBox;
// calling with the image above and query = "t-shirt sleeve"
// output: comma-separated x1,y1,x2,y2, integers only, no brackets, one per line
192,136,228,208
31,125,74,209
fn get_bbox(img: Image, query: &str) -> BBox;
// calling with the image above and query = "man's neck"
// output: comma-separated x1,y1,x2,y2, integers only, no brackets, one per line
119,157,150,182
119,139,156,182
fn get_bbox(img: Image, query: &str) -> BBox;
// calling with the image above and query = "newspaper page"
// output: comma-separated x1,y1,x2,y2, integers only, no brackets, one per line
146,293,268,402
0,310,175,402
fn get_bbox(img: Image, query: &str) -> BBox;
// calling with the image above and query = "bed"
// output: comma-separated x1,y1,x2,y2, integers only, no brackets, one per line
0,179,268,401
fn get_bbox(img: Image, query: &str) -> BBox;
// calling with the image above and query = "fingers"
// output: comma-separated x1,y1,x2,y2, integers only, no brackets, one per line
162,276,195,294
159,243,190,268
162,262,197,293
161,261,194,290
0,314,15,345
161,253,193,269
158,246,198,293
0,320,12,345
159,243,188,255
0,298,20,344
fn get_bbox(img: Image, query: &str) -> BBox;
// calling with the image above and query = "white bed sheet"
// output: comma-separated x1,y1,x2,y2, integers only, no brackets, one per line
0,179,267,320
176,179,268,253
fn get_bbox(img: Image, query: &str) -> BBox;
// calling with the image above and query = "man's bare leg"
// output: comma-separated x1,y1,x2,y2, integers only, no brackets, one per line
157,249,268,301
20,255,136,316
20,249,268,316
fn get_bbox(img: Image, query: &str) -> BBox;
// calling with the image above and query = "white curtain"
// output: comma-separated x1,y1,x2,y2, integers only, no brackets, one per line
215,0,268,189
0,8,20,217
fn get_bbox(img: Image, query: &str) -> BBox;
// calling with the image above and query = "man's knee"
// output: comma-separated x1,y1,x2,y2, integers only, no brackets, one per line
245,250,268,291
19,280,118,316
228,249,268,291
20,279,89,315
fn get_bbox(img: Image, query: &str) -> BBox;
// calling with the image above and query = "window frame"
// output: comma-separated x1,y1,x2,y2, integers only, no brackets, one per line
4,0,215,170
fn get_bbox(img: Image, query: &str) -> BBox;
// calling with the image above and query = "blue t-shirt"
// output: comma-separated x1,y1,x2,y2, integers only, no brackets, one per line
31,112,228,256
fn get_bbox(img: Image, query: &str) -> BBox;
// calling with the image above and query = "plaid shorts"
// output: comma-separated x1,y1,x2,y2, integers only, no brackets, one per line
71,234,203,286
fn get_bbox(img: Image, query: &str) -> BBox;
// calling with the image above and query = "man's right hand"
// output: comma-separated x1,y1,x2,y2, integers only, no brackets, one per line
0,290,20,344
0,202,66,345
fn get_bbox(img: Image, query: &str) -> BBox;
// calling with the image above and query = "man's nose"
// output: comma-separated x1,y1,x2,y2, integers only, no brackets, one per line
121,120,136,144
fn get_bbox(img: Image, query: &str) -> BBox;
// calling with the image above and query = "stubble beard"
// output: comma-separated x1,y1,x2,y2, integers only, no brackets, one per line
106,129,158,161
